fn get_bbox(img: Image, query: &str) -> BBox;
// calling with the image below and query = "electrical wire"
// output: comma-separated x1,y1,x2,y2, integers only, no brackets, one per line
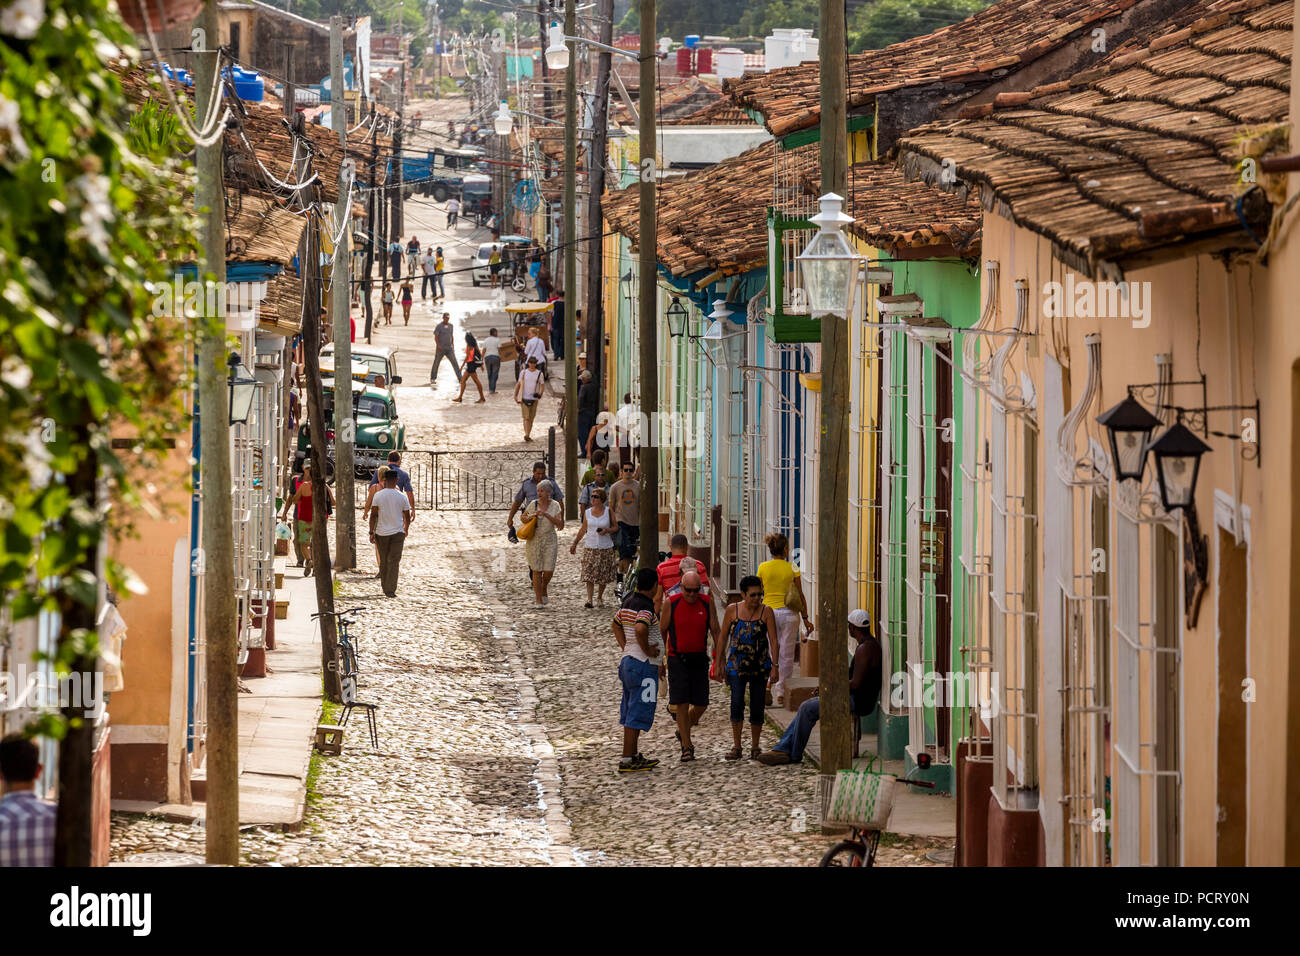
136,0,230,147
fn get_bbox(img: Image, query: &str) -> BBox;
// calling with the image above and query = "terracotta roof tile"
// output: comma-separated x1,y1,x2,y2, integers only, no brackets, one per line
895,0,1291,276
725,0,1243,138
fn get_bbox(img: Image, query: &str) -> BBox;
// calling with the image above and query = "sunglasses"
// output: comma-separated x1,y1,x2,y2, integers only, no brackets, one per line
683,587,700,594
622,467,634,472
745,591,762,599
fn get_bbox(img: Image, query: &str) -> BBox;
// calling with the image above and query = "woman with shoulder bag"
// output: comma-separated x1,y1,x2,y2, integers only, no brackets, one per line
757,532,813,708
569,487,616,608
715,575,777,760
522,479,564,608
514,353,545,442
454,332,486,403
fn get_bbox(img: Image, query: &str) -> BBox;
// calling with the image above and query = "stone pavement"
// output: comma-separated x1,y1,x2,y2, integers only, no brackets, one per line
108,155,954,866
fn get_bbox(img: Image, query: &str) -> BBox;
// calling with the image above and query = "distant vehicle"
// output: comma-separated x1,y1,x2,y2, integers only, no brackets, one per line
296,379,406,480
470,235,531,286
395,147,485,202
320,343,402,390
460,173,491,215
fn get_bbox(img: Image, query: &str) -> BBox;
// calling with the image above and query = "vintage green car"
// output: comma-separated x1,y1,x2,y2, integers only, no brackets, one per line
297,379,406,481
320,343,402,390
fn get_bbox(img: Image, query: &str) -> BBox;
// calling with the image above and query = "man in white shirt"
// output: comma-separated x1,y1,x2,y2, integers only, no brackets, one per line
482,326,502,394
369,470,412,597
446,196,461,228
524,326,547,376
419,247,436,300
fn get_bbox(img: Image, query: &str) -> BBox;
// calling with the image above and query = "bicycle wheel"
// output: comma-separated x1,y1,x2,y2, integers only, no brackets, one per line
340,641,359,678
819,840,868,867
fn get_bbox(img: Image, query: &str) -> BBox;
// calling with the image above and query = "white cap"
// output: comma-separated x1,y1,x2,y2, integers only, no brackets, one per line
848,609,870,628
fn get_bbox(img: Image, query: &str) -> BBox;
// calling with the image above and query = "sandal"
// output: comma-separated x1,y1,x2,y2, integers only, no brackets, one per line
750,746,762,760
680,745,695,762
724,746,742,761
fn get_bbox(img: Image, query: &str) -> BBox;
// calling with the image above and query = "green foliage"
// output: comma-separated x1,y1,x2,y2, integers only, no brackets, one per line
0,0,196,734
849,0,990,53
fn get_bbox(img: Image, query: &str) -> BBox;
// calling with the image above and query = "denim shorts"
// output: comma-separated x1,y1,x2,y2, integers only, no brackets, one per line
616,521,640,560
618,656,659,731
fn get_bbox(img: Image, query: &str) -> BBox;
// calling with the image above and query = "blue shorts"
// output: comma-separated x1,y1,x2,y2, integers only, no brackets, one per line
618,656,659,731
616,521,640,561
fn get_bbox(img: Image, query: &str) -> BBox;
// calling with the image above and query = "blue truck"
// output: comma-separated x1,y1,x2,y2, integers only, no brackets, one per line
394,146,487,202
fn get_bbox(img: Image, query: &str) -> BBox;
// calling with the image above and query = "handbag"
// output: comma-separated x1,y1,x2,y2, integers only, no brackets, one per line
516,505,539,540
785,574,806,617
822,757,895,830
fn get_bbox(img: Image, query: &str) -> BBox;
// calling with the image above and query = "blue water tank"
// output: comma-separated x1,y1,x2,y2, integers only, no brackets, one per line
232,68,265,102
684,34,700,49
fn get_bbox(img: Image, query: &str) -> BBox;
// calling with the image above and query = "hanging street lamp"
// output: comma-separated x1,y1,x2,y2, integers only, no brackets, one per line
493,99,513,136
545,22,569,71
797,192,862,317
1096,391,1165,483
665,296,689,338
1146,418,1211,512
227,352,257,426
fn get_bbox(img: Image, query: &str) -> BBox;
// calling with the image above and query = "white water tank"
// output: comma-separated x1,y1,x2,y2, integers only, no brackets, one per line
714,47,745,79
765,29,819,72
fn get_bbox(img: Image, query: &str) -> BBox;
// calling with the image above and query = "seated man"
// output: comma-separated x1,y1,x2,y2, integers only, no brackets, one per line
757,609,881,765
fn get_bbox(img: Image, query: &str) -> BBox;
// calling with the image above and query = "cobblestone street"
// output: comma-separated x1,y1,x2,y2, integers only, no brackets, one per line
110,176,951,867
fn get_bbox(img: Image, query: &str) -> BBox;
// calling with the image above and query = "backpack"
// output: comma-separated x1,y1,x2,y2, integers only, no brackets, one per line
666,593,708,656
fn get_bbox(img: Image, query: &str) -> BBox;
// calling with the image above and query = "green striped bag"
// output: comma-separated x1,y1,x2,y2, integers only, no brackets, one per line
826,759,895,829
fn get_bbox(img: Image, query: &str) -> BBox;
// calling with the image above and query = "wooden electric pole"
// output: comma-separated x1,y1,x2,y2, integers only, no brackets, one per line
636,0,657,568
562,0,578,519
817,0,853,774
194,0,239,865
584,0,613,395
364,103,378,343
330,16,356,570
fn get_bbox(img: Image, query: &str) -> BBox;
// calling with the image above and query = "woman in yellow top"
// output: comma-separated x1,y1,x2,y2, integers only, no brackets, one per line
757,532,813,708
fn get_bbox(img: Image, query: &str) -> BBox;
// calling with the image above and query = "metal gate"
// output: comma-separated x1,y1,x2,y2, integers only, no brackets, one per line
405,449,549,511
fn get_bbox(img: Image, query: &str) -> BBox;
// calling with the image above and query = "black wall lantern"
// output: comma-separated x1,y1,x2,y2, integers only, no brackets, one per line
227,352,257,425
1096,393,1163,482
665,296,689,338
1146,419,1211,512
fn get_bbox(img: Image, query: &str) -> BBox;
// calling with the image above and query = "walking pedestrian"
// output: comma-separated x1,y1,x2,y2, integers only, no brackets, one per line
548,288,565,361
420,246,436,300
758,532,813,707
482,327,502,393
446,195,460,228
362,464,390,576
0,734,55,867
514,354,545,441
433,247,446,300
453,332,486,403
507,461,565,534
381,281,394,324
656,535,714,612
370,451,416,514
612,567,663,773
578,459,611,509
576,369,597,460
406,235,420,276
369,469,412,598
523,326,548,377
521,479,563,608
488,244,502,288
430,312,461,382
399,279,414,324
279,462,333,577
535,257,552,301
716,575,777,760
570,486,616,607
581,448,609,487
660,568,718,761
388,239,402,282
608,461,640,581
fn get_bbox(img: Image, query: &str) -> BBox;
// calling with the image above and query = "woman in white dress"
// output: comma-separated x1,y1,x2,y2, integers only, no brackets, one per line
523,479,564,608
569,487,617,607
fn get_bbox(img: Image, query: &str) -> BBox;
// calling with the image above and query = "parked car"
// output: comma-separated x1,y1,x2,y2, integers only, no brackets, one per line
470,242,499,286
296,380,406,480
320,343,402,390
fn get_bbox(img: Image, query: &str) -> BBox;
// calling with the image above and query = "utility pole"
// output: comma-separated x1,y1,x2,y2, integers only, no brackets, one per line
538,0,551,118
283,44,296,119
295,114,342,703
364,103,378,342
193,0,238,866
636,0,657,567
584,0,613,395
817,0,852,774
394,46,406,239
562,0,578,519
330,15,356,570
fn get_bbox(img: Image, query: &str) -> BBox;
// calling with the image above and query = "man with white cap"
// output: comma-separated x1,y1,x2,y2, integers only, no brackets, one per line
756,608,881,765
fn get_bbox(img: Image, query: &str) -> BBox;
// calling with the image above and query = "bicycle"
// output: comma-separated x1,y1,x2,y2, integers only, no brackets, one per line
817,757,936,867
311,606,366,681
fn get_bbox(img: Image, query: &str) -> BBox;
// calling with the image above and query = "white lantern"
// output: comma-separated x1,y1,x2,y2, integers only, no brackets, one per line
545,22,569,70
493,100,513,136
797,192,861,317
